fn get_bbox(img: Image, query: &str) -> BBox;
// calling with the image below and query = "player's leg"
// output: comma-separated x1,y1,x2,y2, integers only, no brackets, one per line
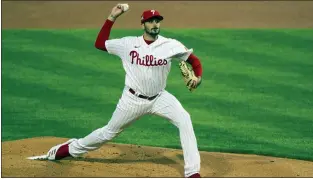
68,88,149,157
150,91,201,177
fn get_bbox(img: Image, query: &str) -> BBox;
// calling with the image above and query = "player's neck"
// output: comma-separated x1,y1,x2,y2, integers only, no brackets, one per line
143,32,158,42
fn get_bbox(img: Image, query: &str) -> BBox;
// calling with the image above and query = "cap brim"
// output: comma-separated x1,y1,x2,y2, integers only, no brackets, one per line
142,15,164,23
155,15,164,20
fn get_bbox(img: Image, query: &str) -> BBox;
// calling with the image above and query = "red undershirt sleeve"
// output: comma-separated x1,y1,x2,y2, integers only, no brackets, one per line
94,19,114,51
186,54,203,77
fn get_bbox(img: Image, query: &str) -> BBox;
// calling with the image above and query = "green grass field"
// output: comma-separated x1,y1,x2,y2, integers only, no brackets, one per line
2,29,313,161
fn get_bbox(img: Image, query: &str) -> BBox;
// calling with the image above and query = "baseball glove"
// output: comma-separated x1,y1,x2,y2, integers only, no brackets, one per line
179,61,200,92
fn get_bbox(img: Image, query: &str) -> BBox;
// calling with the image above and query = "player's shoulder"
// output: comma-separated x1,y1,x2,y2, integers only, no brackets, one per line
119,36,139,42
159,35,183,44
158,35,175,42
158,35,185,48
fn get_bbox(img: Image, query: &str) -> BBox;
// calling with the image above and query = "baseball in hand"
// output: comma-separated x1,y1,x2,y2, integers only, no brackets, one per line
120,3,129,12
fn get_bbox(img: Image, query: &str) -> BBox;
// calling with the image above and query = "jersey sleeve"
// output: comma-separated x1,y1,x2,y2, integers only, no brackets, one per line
170,40,194,62
174,47,193,61
105,37,126,57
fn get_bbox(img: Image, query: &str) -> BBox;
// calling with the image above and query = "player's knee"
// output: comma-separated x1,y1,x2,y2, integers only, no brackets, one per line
176,110,192,128
181,110,191,120
184,111,191,119
184,112,193,126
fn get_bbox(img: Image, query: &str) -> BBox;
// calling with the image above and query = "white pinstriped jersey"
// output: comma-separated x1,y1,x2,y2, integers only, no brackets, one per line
105,35,193,96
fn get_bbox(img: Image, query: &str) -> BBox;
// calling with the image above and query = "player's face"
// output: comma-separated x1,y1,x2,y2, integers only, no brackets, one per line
142,18,161,37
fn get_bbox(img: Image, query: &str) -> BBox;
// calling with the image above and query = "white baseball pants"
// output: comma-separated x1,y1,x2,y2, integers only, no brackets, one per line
69,87,201,177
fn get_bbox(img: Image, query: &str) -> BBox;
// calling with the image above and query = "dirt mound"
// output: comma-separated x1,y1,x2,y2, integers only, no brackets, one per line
2,137,313,177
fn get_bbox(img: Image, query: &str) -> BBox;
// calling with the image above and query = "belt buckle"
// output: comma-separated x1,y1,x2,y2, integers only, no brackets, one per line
130,88,158,100
134,91,141,97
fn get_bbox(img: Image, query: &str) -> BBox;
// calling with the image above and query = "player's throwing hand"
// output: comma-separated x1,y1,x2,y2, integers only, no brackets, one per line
108,3,129,21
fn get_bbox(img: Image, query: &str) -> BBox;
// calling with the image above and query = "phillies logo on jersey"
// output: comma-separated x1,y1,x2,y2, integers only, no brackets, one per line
129,51,168,66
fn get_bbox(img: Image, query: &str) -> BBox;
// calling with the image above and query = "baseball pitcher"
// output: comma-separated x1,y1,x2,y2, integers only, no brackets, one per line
31,3,203,178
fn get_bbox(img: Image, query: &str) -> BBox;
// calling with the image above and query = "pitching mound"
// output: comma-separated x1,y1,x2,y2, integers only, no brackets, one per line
2,137,313,177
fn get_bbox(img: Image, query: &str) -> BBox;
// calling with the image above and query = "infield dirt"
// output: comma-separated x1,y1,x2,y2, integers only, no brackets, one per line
2,1,313,177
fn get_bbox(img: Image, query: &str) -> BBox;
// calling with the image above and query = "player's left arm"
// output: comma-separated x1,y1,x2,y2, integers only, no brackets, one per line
172,40,203,90
186,53,203,88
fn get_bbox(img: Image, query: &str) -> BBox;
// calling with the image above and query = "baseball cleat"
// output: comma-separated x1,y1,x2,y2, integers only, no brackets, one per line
46,139,76,160
27,154,48,160
188,173,201,178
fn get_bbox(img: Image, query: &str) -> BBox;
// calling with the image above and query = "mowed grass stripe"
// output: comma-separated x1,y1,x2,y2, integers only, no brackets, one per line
2,29,313,161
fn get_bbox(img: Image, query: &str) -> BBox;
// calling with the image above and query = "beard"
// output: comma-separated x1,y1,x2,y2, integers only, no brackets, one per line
145,26,160,37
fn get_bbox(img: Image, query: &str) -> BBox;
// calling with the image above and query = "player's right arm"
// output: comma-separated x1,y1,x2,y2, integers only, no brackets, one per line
94,4,126,52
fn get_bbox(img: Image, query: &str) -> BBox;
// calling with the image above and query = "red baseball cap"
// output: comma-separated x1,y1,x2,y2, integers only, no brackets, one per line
141,10,164,23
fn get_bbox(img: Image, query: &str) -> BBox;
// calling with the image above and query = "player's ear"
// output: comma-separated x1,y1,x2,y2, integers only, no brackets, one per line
141,23,144,30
